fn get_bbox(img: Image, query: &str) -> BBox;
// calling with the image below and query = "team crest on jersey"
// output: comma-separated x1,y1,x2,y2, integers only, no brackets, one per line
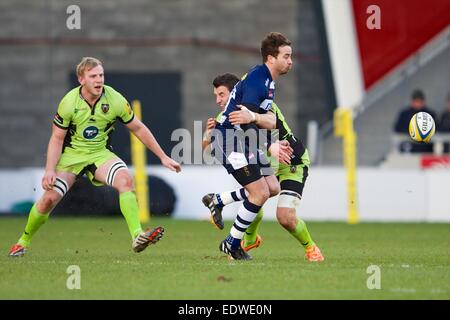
83,126,99,139
101,104,110,114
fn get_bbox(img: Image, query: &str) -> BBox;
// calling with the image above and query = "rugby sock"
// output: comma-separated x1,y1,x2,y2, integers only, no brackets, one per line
214,188,248,208
119,191,143,239
289,219,315,249
227,200,261,249
18,204,49,247
225,234,242,250
242,208,263,247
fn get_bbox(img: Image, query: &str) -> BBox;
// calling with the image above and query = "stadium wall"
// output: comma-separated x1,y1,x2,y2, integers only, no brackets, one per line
1,167,449,222
0,0,333,167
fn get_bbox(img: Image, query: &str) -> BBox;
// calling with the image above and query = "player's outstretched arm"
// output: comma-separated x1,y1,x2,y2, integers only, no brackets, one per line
42,125,67,190
126,117,181,172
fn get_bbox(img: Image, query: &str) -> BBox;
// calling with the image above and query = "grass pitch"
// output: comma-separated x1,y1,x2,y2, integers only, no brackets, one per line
0,217,449,299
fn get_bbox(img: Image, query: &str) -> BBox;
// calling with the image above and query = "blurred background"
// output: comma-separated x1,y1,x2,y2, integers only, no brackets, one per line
0,0,449,223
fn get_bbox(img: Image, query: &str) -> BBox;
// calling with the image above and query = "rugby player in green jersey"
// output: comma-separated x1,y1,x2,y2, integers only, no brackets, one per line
202,73,324,262
9,57,181,257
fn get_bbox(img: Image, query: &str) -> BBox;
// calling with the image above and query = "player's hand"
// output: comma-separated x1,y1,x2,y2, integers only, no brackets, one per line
229,105,254,125
202,118,216,144
42,170,57,191
162,156,181,173
206,118,216,130
269,140,293,165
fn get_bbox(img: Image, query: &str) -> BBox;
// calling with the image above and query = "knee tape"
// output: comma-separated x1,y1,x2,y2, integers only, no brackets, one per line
277,190,302,209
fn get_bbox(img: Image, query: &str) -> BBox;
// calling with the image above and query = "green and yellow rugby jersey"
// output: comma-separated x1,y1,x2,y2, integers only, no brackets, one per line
271,102,309,166
271,102,292,140
215,111,223,122
53,85,134,152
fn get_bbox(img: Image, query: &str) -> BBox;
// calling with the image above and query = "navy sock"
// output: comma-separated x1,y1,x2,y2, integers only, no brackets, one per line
215,194,225,209
226,234,242,250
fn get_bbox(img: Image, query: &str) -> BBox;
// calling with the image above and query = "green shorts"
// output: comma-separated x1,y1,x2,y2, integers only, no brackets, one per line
270,149,310,184
56,148,119,186
267,149,310,197
276,162,308,184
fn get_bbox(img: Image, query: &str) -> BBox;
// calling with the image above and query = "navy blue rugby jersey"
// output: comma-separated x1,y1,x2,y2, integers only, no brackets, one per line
216,64,275,129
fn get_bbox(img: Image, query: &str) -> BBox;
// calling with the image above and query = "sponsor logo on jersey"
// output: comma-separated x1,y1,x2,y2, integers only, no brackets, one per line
269,81,275,89
83,126,99,139
259,99,273,111
101,104,110,114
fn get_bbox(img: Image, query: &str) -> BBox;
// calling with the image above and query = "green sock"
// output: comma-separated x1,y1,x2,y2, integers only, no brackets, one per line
119,191,143,239
18,204,49,247
289,219,315,249
243,208,264,246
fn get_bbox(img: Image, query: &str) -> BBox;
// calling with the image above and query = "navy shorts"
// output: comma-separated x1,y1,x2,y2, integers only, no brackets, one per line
211,127,274,177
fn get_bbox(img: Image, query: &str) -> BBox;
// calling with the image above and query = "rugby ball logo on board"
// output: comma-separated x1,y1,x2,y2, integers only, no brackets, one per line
409,112,435,143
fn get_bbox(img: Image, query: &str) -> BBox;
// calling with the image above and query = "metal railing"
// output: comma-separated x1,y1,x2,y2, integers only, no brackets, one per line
391,133,450,155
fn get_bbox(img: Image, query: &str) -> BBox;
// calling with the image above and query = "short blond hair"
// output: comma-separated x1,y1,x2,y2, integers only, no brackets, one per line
76,57,103,77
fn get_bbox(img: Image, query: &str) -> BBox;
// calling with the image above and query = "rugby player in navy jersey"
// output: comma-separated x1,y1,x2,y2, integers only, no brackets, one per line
203,73,324,262
206,32,294,260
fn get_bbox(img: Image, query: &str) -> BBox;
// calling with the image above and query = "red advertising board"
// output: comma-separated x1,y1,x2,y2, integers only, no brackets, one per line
421,155,450,169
